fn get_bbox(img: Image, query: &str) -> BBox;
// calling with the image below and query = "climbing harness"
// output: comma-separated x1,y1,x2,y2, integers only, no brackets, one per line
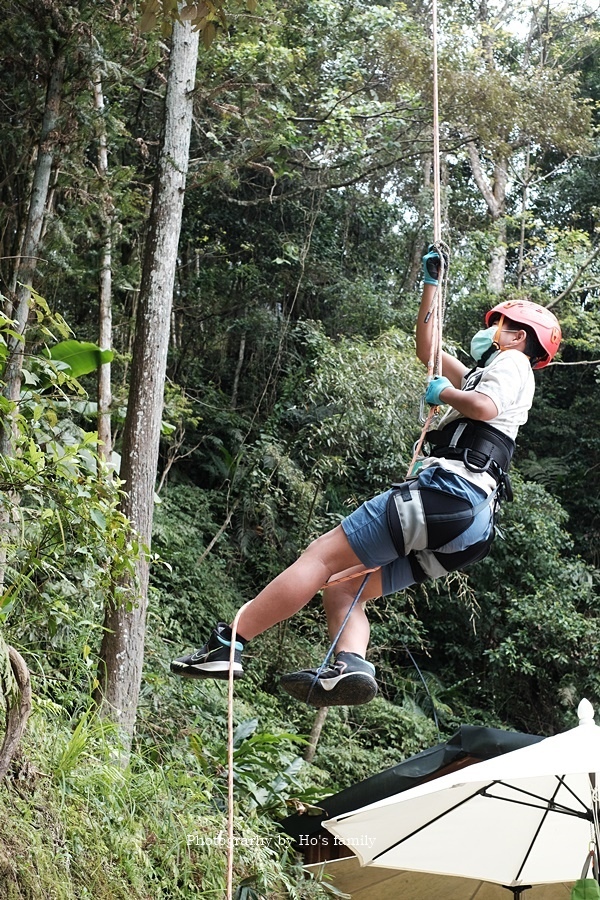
387,469,498,583
387,418,515,584
426,418,515,487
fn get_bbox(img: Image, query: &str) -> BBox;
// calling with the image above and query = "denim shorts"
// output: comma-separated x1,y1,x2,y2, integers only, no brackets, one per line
341,470,494,596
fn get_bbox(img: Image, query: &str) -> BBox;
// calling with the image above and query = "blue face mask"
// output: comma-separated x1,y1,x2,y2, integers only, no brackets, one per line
470,325,500,366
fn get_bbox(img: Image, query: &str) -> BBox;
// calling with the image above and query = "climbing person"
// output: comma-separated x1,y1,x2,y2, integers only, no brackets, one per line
171,247,562,707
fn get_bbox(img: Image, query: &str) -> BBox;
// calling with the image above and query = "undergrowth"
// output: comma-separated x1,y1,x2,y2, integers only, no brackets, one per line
0,692,332,900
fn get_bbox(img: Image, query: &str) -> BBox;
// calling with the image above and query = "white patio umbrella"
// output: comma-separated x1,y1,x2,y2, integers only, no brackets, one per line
323,700,600,895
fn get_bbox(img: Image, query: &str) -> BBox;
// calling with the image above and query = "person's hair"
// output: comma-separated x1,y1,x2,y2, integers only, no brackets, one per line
504,316,546,368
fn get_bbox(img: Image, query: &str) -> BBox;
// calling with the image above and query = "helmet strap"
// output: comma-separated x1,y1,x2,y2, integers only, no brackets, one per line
493,314,505,346
479,314,504,366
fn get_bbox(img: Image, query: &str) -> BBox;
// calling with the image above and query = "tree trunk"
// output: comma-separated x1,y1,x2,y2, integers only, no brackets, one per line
0,46,65,597
93,68,113,461
488,216,507,294
516,145,531,288
303,707,329,764
231,330,246,410
465,142,508,292
96,20,199,746
0,46,65,456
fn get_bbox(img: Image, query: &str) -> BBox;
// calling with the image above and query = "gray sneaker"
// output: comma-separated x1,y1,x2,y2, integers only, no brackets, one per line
170,623,244,680
279,652,377,707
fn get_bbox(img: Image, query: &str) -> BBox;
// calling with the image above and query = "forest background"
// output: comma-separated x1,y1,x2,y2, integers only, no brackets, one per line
1,0,600,897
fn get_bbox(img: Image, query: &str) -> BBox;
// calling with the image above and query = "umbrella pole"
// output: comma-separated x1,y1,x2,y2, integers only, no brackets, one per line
590,772,600,882
502,887,532,898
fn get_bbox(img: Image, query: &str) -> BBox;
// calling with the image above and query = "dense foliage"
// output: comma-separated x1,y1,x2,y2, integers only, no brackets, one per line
1,0,600,896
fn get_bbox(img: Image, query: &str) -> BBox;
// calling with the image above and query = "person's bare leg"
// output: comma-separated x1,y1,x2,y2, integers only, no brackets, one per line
321,569,383,657
235,525,364,640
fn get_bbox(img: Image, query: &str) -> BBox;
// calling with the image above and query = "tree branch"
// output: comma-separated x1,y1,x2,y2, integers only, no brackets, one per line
0,647,32,780
550,358,600,367
196,501,239,566
549,243,600,307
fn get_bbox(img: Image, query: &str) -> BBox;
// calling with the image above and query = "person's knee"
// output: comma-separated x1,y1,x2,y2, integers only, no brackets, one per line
305,531,329,557
302,527,363,590
322,585,352,613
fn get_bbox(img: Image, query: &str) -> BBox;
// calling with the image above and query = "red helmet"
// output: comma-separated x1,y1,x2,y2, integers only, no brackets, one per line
485,299,561,369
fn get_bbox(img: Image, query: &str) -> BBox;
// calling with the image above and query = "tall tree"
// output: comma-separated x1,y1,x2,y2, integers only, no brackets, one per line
96,18,200,742
0,43,66,453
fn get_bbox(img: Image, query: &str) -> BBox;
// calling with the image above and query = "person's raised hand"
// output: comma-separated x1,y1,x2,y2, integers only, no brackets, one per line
425,375,452,405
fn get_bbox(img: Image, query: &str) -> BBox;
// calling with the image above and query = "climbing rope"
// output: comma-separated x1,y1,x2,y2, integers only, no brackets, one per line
431,0,442,247
226,600,252,900
224,2,446,895
406,234,449,478
406,0,449,479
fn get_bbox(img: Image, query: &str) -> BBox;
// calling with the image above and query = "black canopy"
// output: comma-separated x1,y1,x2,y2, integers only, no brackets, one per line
282,724,543,864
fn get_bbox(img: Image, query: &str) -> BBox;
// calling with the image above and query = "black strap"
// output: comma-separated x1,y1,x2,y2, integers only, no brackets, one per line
408,553,427,583
426,418,515,478
386,489,406,557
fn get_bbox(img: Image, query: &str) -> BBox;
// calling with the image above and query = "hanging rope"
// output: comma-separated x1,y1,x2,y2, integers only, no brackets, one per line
226,600,252,900
432,0,442,247
406,0,448,479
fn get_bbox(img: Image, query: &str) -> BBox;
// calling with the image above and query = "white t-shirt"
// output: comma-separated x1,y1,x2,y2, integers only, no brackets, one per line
423,349,535,492
439,349,535,440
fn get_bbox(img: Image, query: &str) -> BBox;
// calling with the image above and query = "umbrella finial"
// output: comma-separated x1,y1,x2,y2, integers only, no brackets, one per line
578,698,595,725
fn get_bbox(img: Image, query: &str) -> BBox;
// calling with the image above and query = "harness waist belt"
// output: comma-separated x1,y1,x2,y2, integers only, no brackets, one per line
425,419,515,477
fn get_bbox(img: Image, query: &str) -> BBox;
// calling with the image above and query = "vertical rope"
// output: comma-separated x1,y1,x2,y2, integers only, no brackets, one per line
406,0,446,478
431,0,442,246
430,0,444,377
226,600,252,900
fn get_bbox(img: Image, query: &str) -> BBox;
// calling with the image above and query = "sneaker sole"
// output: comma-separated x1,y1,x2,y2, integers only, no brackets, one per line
279,671,377,707
170,661,244,681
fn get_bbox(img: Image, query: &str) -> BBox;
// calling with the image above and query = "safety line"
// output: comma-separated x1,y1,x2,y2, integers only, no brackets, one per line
432,0,442,245
226,599,252,900
407,0,448,475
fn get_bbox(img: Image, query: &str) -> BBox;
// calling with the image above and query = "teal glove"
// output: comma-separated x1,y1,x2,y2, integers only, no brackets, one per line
425,375,453,405
422,247,441,285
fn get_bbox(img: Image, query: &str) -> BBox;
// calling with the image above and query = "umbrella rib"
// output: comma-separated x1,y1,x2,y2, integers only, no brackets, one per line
482,778,592,821
514,778,564,882
367,776,593,866
370,783,496,862
559,773,596,814
480,790,590,820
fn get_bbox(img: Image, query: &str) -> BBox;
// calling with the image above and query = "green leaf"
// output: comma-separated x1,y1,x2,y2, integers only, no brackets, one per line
90,508,107,530
45,341,114,379
232,719,258,746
